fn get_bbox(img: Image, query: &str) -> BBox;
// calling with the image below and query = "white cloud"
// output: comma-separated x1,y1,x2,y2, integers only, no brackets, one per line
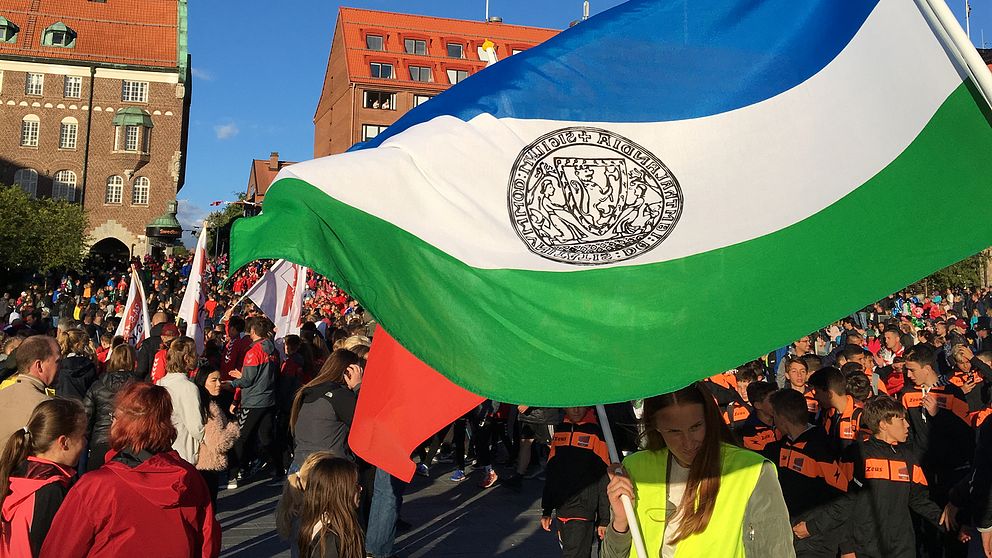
176,198,208,247
214,122,239,140
191,67,213,81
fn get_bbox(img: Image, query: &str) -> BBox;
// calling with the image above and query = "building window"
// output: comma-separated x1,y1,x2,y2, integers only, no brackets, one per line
123,125,142,151
132,177,150,205
13,169,37,197
0,16,19,43
121,80,148,102
370,62,393,79
59,117,78,149
20,115,39,147
105,176,123,204
53,170,77,201
362,124,388,141
42,22,76,48
404,38,427,55
446,43,464,58
25,73,43,96
409,66,432,82
447,69,469,85
366,34,383,51
363,90,395,110
413,94,432,107
63,75,82,98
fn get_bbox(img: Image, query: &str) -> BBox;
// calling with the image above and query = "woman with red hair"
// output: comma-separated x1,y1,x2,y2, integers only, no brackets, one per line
38,382,220,558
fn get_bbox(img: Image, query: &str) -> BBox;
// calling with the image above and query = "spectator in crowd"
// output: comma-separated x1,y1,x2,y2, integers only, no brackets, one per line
738,381,780,451
227,316,281,485
276,450,336,558
81,344,135,472
540,406,610,558
0,337,58,443
289,350,362,472
149,323,181,384
839,395,950,557
297,457,365,558
157,336,204,464
0,398,87,557
601,382,794,557
193,367,239,505
808,366,864,454
135,312,170,381
768,389,847,557
54,328,98,401
39,382,220,558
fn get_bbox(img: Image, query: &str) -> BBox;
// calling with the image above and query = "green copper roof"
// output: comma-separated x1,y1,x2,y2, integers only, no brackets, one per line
113,107,154,128
148,211,181,228
177,0,188,82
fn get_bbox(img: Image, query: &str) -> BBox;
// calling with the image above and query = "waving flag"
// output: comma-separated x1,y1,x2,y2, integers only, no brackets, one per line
178,222,209,354
114,267,151,348
243,259,308,351
233,0,992,408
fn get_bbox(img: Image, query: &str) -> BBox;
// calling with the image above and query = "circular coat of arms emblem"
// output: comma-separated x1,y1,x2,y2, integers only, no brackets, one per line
508,127,683,265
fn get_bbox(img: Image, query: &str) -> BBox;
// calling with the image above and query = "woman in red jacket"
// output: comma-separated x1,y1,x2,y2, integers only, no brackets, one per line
39,382,221,558
0,398,87,558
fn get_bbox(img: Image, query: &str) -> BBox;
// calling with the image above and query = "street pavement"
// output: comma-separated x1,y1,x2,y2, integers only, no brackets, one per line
218,462,574,557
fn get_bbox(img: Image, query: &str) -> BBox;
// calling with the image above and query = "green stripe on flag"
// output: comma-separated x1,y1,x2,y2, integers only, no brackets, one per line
233,81,992,406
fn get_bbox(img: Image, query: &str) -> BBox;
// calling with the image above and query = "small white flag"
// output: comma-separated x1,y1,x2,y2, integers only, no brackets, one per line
178,221,210,354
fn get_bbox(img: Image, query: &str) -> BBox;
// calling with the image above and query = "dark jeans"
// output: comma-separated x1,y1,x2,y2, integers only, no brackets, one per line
231,406,278,477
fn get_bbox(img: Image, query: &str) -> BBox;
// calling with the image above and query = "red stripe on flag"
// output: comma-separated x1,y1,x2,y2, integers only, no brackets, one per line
349,327,484,481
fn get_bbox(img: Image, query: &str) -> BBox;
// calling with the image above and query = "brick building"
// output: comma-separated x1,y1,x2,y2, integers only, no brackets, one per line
0,0,191,260
314,7,557,157
245,151,296,217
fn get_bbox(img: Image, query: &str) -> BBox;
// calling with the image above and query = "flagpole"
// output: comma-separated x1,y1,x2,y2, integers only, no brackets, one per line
919,0,992,108
595,405,648,558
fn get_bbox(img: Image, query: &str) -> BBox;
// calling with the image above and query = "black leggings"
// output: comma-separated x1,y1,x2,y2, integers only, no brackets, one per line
231,406,278,476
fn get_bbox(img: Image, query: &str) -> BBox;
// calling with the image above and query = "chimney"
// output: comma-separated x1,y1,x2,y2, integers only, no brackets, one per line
268,151,279,171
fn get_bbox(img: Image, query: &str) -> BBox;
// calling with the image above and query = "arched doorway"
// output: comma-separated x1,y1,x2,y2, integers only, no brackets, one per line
87,237,131,274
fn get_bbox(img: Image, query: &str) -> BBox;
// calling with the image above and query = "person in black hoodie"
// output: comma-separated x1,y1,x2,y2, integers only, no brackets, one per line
81,344,135,472
55,328,97,401
288,349,362,472
540,406,610,558
134,312,169,381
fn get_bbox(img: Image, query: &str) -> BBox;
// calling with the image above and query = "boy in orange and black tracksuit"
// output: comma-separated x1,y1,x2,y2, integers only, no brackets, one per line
738,381,780,451
837,395,946,558
768,389,848,557
541,406,610,558
900,344,972,557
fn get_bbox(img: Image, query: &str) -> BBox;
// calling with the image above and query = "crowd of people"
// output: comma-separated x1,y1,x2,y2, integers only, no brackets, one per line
4,252,992,557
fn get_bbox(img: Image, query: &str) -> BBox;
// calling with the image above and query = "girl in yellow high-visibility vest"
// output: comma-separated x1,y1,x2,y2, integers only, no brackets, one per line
601,382,794,558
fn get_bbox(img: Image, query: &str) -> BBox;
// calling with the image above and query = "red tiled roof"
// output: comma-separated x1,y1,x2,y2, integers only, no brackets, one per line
251,159,296,199
0,0,179,68
338,7,558,85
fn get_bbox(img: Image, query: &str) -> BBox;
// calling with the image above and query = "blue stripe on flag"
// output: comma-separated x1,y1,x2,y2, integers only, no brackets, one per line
354,0,879,151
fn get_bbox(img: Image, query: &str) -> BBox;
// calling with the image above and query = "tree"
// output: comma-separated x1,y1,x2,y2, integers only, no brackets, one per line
204,191,246,255
0,185,89,273
909,250,991,294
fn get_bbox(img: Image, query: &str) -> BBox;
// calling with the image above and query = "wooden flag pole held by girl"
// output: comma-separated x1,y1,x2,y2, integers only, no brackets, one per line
596,404,648,558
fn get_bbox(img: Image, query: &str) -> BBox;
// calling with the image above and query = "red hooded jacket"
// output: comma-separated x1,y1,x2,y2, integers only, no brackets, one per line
1,457,73,558
39,449,220,558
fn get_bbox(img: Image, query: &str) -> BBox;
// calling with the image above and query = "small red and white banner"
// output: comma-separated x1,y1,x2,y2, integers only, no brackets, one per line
114,266,152,347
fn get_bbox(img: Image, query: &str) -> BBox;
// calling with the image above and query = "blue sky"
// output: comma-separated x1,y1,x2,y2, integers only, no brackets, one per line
176,0,627,240
176,0,983,242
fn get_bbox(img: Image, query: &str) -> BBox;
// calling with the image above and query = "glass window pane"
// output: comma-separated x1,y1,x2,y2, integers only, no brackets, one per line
366,35,383,51
447,43,463,58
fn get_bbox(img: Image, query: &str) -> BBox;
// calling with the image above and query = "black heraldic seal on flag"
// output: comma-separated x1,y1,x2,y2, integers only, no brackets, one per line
508,127,684,265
